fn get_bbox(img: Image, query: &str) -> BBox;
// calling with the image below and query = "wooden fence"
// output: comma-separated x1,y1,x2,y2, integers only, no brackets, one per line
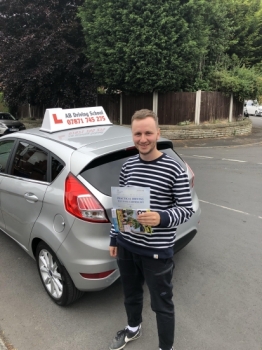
97,91,243,124
16,91,243,125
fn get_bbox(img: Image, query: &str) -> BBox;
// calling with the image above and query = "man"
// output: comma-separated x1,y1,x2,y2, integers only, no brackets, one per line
109,109,194,350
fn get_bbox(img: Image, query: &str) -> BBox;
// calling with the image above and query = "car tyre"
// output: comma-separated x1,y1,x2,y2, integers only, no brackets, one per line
36,241,84,306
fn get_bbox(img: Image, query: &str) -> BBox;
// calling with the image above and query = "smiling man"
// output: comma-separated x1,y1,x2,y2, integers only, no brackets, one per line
109,109,194,350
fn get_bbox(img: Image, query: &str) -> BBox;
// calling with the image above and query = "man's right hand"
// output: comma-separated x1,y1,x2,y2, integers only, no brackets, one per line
109,246,118,257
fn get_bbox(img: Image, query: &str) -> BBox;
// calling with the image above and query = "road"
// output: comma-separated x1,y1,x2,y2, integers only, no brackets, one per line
0,117,261,350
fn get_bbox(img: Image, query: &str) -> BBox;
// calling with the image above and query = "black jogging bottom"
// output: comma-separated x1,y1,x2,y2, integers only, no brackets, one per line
117,244,175,350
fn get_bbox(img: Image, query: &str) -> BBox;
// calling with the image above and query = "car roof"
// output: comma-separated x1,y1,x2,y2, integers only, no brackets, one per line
19,124,131,149
8,107,172,154
19,124,172,152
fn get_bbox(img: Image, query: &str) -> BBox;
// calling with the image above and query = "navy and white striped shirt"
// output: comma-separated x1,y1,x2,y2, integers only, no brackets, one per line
110,153,194,258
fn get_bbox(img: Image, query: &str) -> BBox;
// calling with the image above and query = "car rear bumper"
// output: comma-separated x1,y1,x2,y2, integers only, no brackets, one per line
174,229,197,253
174,205,201,253
65,265,120,291
56,220,120,291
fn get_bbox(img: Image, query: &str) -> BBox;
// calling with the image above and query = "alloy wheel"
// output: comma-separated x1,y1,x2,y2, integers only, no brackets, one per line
38,249,63,299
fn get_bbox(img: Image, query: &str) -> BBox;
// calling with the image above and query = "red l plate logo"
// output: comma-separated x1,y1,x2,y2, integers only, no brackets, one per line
52,113,63,124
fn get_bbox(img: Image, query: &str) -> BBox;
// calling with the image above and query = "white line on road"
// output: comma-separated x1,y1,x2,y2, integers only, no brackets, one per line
199,199,262,219
192,155,214,159
221,158,247,163
181,154,261,165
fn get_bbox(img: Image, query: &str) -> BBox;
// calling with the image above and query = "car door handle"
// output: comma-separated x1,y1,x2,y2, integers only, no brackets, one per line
24,193,39,203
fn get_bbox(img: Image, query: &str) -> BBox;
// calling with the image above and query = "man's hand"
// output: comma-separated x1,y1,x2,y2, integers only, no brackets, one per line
109,246,118,257
137,211,160,227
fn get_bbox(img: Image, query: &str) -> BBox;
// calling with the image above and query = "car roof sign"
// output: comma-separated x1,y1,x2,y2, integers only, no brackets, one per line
40,106,112,133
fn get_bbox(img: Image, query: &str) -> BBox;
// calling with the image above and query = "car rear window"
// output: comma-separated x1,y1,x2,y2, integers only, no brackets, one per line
80,142,184,196
11,141,48,181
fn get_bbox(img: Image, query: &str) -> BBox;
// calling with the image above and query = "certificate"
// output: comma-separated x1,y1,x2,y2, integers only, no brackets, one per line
111,186,150,210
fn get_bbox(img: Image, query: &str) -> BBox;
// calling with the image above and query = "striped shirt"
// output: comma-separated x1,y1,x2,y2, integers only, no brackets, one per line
110,153,194,258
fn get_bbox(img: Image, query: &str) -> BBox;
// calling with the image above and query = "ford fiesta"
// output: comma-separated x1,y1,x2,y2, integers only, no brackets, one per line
0,107,201,306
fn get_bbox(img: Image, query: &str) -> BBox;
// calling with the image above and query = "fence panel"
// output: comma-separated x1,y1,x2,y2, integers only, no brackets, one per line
14,91,245,124
122,93,153,124
200,92,230,122
97,94,120,124
158,92,195,124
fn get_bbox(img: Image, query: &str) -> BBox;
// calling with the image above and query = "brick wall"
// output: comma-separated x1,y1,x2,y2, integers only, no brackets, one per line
159,119,252,140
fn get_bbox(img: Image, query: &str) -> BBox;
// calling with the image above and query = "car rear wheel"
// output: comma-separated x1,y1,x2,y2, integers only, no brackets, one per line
36,241,84,306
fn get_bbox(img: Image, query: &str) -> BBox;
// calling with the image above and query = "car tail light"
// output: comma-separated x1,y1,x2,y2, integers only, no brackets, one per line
80,270,115,279
185,162,195,188
65,173,109,223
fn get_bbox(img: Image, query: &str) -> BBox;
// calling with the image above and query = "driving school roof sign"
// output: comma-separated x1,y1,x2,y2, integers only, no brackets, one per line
40,106,112,133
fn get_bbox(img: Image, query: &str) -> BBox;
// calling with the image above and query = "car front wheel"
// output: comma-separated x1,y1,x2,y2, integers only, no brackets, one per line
36,241,84,306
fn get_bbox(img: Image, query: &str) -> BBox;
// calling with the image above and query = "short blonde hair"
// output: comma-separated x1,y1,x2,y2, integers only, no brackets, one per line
131,109,158,127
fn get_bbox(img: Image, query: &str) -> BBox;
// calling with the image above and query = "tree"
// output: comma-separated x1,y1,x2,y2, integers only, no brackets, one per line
225,0,262,66
180,0,235,91
79,0,250,94
79,0,203,93
0,0,97,110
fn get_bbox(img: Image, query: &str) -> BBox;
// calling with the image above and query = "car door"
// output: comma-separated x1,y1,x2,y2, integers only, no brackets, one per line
0,139,16,231
0,140,49,249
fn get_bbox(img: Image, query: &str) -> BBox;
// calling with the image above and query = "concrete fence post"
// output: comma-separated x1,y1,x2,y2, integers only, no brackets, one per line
28,103,32,119
229,94,233,122
120,93,123,125
195,90,201,125
153,91,158,114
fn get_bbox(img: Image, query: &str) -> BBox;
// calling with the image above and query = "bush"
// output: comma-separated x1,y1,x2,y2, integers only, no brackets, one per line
210,66,262,101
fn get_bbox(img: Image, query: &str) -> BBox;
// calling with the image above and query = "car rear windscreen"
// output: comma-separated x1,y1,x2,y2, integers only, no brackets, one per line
80,142,185,196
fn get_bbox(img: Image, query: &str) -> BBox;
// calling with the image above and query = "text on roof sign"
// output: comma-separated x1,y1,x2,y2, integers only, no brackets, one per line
40,106,112,133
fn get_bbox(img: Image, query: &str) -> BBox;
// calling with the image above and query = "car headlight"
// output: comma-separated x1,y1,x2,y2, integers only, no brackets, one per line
0,122,7,128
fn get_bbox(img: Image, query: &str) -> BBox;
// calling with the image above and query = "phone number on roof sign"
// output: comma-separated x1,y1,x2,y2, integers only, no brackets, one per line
66,116,106,125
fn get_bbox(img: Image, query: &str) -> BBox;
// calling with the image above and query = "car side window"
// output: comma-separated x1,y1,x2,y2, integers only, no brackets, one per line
51,156,64,181
11,141,48,181
0,140,15,173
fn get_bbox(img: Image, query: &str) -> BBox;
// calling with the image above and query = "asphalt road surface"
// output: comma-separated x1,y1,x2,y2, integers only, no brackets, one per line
0,117,261,350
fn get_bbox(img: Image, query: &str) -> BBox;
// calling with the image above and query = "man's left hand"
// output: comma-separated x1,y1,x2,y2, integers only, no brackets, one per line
137,211,160,226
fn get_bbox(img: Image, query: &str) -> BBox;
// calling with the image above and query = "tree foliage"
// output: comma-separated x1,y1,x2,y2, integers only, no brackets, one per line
79,0,262,99
180,0,236,91
79,0,201,93
0,0,97,109
211,65,262,101
225,0,262,66
1,0,262,106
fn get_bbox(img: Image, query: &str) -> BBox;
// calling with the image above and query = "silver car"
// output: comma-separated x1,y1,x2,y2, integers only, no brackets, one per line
0,108,201,306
